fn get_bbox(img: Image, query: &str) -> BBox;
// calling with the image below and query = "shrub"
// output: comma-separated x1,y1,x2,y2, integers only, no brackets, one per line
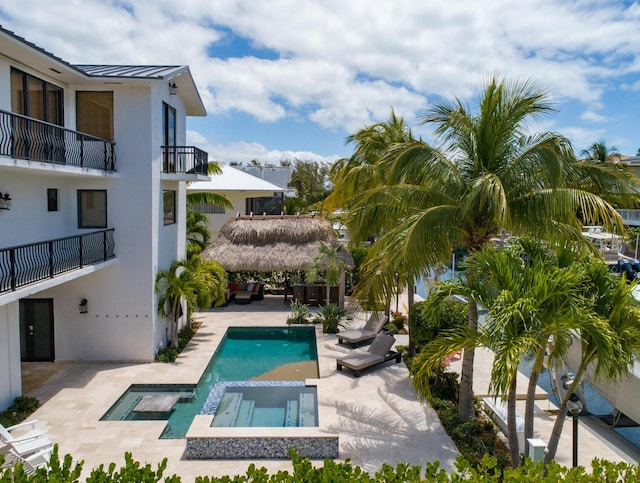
409,299,466,351
286,300,312,325
313,303,347,333
155,323,199,362
0,396,40,427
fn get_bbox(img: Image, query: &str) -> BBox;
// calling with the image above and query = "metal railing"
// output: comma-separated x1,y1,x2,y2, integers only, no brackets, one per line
618,209,640,224
0,109,116,171
0,229,115,293
162,146,208,175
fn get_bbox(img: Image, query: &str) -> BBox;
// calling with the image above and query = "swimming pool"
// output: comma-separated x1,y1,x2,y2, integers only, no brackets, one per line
101,326,319,438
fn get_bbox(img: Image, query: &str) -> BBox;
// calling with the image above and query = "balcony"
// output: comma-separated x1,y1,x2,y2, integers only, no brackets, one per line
162,146,208,175
0,109,116,171
0,229,115,293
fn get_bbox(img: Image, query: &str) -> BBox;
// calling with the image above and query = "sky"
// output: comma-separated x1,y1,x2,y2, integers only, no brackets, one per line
1,0,639,166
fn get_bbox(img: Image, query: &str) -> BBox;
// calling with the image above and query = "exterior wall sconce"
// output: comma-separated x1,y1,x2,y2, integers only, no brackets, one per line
169,82,178,95
79,298,88,314
0,192,11,210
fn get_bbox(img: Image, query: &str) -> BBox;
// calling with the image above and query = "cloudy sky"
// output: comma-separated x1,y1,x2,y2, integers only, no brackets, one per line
1,0,639,165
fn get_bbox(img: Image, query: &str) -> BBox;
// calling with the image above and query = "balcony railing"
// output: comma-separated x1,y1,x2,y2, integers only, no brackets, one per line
162,146,208,175
0,229,115,294
0,109,116,171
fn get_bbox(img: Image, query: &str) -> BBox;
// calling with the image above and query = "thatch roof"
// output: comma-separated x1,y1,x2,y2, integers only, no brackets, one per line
202,215,355,272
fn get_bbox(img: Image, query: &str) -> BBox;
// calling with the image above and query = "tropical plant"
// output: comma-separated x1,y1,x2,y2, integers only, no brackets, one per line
331,75,640,423
185,161,233,209
155,256,227,347
186,208,211,258
305,242,350,307
580,140,621,163
286,300,312,325
313,303,347,333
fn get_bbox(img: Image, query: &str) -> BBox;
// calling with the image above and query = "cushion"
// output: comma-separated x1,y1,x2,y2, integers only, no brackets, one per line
246,283,255,292
251,283,260,293
228,282,239,292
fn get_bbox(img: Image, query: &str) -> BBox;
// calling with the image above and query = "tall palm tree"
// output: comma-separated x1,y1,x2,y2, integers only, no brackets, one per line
344,76,639,421
580,140,621,163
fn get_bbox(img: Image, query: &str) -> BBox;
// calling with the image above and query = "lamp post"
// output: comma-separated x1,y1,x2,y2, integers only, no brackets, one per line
566,393,583,467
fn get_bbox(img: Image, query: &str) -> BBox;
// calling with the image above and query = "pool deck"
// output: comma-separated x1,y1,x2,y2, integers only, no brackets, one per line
18,294,640,479
19,295,459,480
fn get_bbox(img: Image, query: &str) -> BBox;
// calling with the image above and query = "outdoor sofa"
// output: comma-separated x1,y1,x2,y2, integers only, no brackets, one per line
226,282,264,305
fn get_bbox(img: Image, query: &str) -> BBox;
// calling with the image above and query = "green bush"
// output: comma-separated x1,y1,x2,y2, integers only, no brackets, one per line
0,396,40,427
313,303,347,333
409,299,466,351
155,324,199,362
286,300,312,325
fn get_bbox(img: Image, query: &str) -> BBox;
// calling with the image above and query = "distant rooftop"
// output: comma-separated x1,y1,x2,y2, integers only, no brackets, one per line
188,164,285,193
74,65,188,79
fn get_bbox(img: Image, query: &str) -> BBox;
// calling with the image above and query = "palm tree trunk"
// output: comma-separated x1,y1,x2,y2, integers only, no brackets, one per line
524,348,545,456
407,281,416,357
543,403,568,466
507,374,520,468
458,301,478,421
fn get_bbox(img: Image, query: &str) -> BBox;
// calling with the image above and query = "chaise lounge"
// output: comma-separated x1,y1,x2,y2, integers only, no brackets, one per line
337,312,389,347
0,421,53,458
336,333,401,377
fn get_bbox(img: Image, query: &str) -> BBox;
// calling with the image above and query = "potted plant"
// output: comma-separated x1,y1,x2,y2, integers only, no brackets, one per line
391,311,408,334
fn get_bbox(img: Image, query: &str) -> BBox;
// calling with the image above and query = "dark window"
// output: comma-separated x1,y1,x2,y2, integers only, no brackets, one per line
163,190,176,225
47,189,58,212
245,196,283,215
163,103,176,147
192,202,225,214
10,68,63,125
77,190,107,228
77,91,114,140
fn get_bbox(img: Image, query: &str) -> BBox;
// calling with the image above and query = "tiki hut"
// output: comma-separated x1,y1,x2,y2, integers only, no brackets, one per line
202,215,354,305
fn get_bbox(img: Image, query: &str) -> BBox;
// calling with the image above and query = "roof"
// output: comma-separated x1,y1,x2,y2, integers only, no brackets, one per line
74,65,189,79
188,164,286,193
202,216,355,272
0,25,205,116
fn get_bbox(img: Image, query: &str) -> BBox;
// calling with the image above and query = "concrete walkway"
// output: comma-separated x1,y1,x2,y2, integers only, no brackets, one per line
20,296,459,480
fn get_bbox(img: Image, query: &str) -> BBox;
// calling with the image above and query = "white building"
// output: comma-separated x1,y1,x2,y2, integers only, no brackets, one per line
0,27,209,410
188,164,286,238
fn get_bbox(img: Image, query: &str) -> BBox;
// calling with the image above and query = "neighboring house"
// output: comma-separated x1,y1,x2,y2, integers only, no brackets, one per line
188,164,286,238
0,27,209,410
618,156,640,227
236,165,292,190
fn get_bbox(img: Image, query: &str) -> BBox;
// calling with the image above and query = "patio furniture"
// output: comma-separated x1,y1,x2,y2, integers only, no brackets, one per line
0,421,52,458
337,313,389,347
4,447,52,475
226,282,264,304
336,333,401,377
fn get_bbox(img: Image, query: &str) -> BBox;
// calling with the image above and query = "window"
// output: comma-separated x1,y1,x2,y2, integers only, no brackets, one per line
192,202,225,214
163,103,176,147
77,190,107,228
245,196,283,215
11,68,63,125
77,91,114,140
163,190,176,225
47,189,58,212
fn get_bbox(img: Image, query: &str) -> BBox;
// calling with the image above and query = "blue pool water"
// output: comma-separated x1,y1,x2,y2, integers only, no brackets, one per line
101,326,318,438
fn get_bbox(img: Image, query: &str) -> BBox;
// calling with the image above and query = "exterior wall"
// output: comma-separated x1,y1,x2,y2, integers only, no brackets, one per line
0,302,21,410
205,191,276,238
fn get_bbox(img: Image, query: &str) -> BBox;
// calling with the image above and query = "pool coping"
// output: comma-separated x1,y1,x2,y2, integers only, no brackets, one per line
185,378,340,459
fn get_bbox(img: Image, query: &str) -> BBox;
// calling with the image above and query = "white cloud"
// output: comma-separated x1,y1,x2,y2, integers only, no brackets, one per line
202,139,339,165
580,111,607,123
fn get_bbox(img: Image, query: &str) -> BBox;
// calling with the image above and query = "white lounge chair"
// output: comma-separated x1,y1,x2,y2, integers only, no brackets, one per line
5,447,52,475
0,421,52,458
337,313,389,347
336,333,401,377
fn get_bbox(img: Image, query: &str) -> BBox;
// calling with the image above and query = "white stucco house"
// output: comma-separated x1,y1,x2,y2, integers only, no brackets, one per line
0,26,209,410
188,164,286,238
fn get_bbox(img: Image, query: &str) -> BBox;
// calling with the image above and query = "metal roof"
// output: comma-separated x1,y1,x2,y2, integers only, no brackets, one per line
188,164,286,193
74,64,188,79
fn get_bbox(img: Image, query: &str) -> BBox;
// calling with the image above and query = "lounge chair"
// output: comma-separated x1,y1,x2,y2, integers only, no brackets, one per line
4,447,52,475
337,313,389,347
0,421,52,458
336,333,401,377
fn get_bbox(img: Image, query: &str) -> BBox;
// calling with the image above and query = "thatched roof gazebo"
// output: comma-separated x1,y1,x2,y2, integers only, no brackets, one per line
202,215,354,305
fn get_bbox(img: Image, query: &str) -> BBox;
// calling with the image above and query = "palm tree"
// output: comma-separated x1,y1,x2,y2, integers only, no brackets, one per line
343,76,639,422
544,258,640,464
306,242,350,307
186,208,211,258
186,161,233,209
580,140,621,163
155,256,227,347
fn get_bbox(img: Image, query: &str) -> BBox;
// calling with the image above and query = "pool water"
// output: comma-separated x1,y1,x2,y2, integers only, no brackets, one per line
100,326,319,438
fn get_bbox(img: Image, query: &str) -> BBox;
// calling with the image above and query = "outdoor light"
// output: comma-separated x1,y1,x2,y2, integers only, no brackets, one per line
79,298,88,314
567,392,584,467
169,82,178,95
0,192,11,210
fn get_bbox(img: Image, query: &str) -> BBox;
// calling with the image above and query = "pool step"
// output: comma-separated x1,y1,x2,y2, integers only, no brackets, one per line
285,399,298,427
212,392,243,427
235,400,255,427
299,392,316,427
